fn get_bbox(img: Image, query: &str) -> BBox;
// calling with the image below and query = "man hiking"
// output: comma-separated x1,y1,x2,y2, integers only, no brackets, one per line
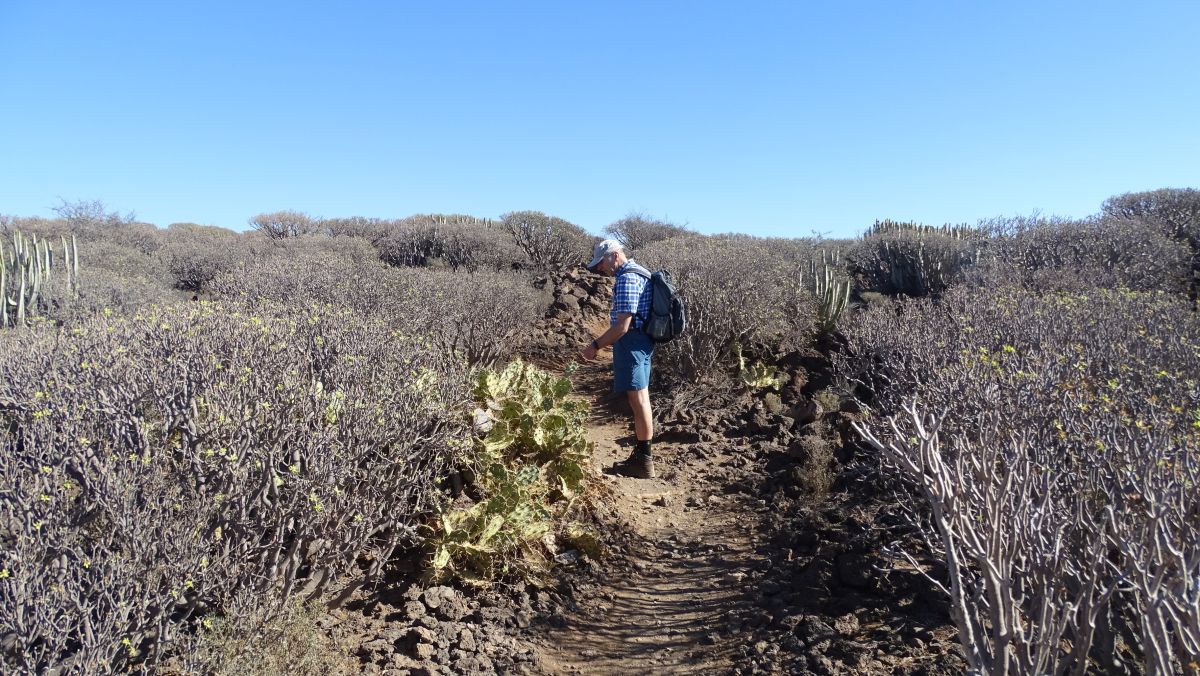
580,239,656,479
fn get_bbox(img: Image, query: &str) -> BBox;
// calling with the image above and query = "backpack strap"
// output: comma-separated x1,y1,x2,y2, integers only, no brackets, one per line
622,261,652,280
618,262,653,326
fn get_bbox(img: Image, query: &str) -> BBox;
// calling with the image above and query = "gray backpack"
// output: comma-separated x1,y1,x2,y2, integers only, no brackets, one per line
626,264,686,343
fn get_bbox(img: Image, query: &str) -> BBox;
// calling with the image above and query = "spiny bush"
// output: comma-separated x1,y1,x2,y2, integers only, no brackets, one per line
975,214,1189,293
374,214,526,271
0,303,471,672
848,220,984,296
429,360,593,584
603,212,693,251
501,211,594,272
639,235,816,384
842,286,1200,672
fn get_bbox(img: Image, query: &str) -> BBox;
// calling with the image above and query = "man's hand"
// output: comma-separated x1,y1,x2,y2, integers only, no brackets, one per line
583,317,631,362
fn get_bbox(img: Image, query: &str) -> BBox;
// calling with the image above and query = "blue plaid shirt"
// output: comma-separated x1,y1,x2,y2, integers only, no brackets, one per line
611,261,653,329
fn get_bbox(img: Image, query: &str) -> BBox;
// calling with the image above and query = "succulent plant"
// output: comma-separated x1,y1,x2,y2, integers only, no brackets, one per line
0,231,77,327
814,263,850,332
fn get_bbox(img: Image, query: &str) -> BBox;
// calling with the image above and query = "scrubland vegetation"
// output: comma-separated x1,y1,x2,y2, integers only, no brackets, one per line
839,190,1200,673
0,188,1197,673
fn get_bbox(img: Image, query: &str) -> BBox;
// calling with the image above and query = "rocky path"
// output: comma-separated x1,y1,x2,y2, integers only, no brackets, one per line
528,359,772,675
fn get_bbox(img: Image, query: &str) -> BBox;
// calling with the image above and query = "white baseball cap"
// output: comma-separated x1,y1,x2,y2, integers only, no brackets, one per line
587,239,623,269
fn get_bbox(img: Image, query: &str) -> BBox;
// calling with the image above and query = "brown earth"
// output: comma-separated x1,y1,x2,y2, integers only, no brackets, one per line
517,344,964,676
528,355,774,674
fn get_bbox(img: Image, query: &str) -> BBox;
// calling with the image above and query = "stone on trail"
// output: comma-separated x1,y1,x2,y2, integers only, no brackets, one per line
834,612,860,636
422,585,469,621
403,599,426,621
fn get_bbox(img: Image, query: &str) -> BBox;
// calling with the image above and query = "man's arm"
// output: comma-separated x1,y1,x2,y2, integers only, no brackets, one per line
596,313,633,348
581,313,632,360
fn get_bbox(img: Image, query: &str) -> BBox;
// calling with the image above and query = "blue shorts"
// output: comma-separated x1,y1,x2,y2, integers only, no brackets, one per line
613,330,654,392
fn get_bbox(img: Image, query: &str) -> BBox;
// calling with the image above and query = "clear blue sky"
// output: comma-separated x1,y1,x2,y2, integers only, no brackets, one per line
1,1,1196,238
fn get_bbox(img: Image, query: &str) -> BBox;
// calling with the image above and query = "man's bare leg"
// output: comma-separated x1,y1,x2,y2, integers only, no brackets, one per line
627,388,653,441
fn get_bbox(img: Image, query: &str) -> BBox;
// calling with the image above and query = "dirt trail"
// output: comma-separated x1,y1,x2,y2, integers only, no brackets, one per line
529,358,769,675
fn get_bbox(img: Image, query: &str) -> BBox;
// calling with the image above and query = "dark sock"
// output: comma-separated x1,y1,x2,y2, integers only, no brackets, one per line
635,439,652,458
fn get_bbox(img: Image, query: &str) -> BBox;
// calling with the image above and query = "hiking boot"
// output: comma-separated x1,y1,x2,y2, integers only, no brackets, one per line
612,452,655,479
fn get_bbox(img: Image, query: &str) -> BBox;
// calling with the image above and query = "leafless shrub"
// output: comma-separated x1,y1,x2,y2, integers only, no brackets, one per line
83,240,169,282
0,303,471,672
975,215,1189,293
713,232,849,268
9,202,157,255
248,210,320,240
844,285,1200,672
317,215,382,239
640,235,815,383
38,270,188,324
210,254,543,366
208,248,396,310
108,222,162,254
50,198,137,237
279,233,380,265
603,212,693,251
160,224,252,292
393,268,546,365
1103,187,1200,254
1106,437,1200,673
501,210,594,272
374,215,526,271
0,215,57,238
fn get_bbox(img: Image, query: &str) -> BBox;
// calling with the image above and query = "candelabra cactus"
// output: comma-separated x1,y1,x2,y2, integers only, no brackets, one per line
0,231,78,327
849,221,982,297
797,250,851,332
865,218,980,241
814,263,850,332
